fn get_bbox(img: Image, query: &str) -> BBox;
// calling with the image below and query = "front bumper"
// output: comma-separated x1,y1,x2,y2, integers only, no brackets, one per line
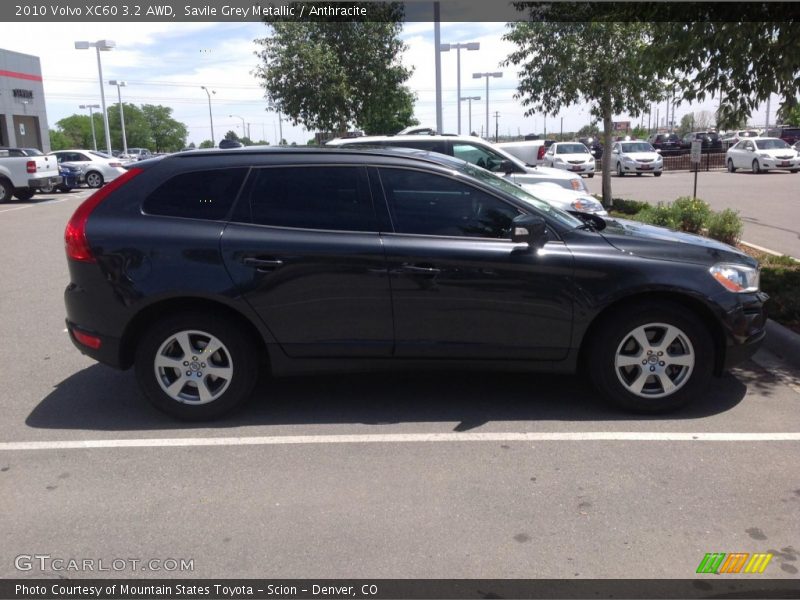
759,158,800,170
622,162,663,174
719,291,768,372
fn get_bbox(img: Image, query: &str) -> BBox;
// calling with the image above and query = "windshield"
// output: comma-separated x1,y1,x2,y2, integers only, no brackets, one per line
755,138,791,150
453,161,582,229
557,143,589,154
621,142,654,153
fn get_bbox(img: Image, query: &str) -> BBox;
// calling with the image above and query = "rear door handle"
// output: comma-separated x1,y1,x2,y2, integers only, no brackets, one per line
241,257,284,272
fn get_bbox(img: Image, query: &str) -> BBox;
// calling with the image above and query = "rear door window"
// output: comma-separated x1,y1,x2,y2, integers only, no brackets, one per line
143,168,248,220
244,166,376,232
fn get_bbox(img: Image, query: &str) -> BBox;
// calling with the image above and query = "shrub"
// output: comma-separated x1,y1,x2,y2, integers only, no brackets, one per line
761,262,800,328
671,196,711,233
611,198,649,215
639,203,680,229
706,209,743,246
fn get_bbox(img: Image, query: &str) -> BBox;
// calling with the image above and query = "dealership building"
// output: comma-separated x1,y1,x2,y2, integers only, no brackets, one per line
0,48,50,152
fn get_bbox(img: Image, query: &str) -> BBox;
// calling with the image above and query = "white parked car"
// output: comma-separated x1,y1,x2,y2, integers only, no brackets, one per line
610,141,663,177
48,149,127,188
495,139,554,166
542,142,595,177
726,137,800,174
520,181,607,216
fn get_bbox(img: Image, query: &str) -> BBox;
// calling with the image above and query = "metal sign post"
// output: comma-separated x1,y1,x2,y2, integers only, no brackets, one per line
690,140,702,198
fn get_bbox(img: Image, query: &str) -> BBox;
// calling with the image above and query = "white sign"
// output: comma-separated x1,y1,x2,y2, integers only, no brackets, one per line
690,140,702,163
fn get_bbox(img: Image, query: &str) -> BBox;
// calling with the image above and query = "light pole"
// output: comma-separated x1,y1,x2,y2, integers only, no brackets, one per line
460,96,480,134
201,86,215,146
439,41,480,134
473,72,502,141
268,100,284,145
79,104,100,151
108,80,127,156
75,40,115,156
229,114,246,140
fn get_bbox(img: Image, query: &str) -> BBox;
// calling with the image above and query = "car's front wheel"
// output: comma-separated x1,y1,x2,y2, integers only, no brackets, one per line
727,159,737,173
653,171,662,177
134,313,260,420
752,159,761,174
85,171,104,188
587,302,713,412
617,162,625,177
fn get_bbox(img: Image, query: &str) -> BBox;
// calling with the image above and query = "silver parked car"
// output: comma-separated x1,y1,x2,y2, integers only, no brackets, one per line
48,150,128,188
726,137,800,174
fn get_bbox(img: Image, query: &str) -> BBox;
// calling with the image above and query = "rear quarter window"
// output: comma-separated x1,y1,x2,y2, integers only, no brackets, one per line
142,168,248,220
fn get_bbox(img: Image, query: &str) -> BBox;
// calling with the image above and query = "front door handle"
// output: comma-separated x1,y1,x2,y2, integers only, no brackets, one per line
241,257,284,272
397,264,441,275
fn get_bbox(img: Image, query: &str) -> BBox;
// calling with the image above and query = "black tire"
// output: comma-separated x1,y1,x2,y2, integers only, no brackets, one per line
85,171,104,188
134,312,260,420
654,171,662,177
57,184,74,193
752,159,761,175
0,178,12,203
727,159,737,173
587,173,594,178
586,302,713,413
617,162,625,177
39,181,55,194
636,172,643,176
790,169,798,174
13,188,35,201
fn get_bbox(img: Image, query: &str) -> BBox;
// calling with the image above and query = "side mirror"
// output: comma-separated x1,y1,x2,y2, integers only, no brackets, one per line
498,159,516,174
511,214,547,248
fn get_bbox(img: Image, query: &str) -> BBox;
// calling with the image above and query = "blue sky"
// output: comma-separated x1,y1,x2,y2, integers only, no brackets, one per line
1,21,777,146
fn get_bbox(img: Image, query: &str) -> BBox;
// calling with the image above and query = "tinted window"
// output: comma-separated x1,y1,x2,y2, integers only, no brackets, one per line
246,166,375,232
384,139,448,154
379,168,520,239
143,168,247,220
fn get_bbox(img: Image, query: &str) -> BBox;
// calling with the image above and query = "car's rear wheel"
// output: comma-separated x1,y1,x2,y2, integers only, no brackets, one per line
727,159,737,173
587,302,713,412
85,171,104,188
617,162,625,177
752,159,761,174
134,313,260,420
0,179,12,203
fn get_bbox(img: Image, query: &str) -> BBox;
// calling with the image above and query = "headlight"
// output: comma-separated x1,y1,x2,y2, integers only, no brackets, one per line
709,263,759,293
571,197,606,214
758,153,771,159
623,156,635,162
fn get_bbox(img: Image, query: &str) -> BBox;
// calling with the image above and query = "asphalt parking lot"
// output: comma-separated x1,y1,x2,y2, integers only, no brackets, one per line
1,187,799,583
586,169,800,258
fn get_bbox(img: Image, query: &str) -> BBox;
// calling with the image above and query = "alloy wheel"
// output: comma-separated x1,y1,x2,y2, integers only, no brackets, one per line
613,322,695,399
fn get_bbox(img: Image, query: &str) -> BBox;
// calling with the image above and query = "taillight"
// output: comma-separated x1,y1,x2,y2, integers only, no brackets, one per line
537,146,546,160
26,160,36,173
73,328,102,350
65,168,142,262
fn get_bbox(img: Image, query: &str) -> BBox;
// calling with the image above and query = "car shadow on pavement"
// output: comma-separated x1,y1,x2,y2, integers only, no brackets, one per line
25,361,756,432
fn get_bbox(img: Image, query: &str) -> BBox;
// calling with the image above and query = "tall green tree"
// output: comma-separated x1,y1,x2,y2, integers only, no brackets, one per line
254,3,415,134
360,85,419,135
641,21,800,129
503,21,664,205
107,103,152,150
140,105,188,152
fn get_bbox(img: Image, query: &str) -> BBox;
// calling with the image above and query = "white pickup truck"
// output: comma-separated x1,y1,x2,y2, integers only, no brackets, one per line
0,149,61,203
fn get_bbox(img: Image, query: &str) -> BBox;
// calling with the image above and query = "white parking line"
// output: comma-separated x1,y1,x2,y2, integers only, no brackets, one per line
0,204,35,214
2,431,800,451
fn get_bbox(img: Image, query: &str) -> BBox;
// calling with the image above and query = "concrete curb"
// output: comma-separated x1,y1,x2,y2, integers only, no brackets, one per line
764,319,800,370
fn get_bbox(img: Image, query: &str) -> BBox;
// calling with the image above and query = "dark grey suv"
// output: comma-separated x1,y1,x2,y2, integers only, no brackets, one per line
64,147,766,419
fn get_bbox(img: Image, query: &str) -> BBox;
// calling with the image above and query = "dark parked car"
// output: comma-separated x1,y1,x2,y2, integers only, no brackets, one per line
681,132,723,153
766,125,800,146
64,147,766,420
39,163,81,193
647,133,683,156
578,137,603,160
